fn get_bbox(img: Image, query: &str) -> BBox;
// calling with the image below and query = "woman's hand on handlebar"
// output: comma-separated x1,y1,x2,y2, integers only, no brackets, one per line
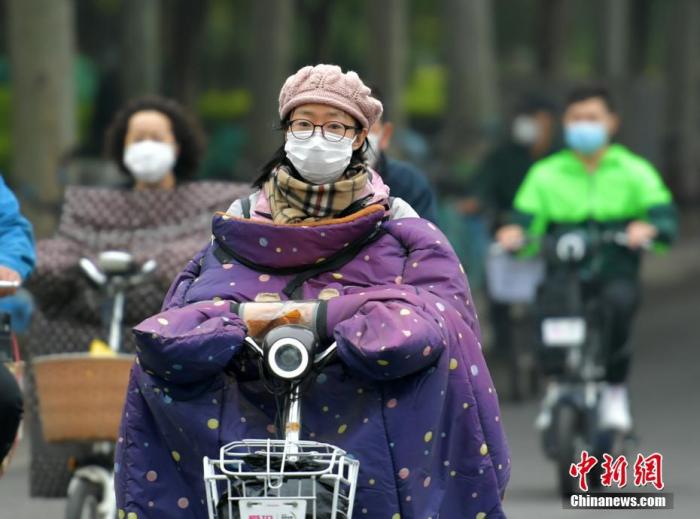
495,224,526,252
0,266,21,297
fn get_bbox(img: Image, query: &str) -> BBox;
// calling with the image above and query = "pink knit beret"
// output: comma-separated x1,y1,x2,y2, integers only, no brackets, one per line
278,64,383,129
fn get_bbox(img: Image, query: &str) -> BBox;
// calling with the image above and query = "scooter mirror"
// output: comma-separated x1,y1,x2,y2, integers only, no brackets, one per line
79,258,107,286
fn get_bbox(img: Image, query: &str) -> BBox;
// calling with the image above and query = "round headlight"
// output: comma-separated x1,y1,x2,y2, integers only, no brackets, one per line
267,338,310,380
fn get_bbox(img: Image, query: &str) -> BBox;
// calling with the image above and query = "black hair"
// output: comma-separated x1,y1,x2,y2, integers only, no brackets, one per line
565,84,616,112
104,95,206,181
251,116,368,189
515,93,558,116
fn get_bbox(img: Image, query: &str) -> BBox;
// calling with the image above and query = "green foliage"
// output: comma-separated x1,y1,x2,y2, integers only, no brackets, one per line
402,64,446,116
197,89,252,121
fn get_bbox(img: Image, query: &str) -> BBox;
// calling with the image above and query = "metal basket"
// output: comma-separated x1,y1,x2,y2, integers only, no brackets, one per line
33,353,133,442
203,439,359,519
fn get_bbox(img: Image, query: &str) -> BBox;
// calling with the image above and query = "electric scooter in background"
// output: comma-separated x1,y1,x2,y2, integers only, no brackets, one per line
33,252,156,519
535,229,643,497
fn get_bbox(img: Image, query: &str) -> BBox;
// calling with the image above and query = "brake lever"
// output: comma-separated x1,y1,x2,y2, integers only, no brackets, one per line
244,336,264,357
314,342,337,365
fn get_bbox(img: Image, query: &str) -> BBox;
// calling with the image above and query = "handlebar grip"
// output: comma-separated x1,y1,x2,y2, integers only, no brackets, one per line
0,280,20,288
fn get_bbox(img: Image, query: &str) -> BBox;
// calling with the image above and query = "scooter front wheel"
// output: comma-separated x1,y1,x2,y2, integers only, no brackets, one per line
555,404,581,498
65,478,102,519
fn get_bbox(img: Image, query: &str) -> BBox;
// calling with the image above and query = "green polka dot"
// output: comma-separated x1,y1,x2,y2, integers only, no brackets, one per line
392,514,401,519
127,513,138,519
449,358,458,370
338,424,348,434
424,431,433,443
476,513,487,519
479,443,489,456
118,511,125,519
171,451,181,462
207,418,219,430
377,359,390,366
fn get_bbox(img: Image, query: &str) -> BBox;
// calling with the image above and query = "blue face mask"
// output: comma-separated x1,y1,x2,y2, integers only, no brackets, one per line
565,122,609,155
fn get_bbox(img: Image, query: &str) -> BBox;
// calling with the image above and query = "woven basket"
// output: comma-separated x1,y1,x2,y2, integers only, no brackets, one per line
33,353,133,442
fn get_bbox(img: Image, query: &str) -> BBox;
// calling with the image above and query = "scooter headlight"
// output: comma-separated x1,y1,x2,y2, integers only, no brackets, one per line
267,337,311,380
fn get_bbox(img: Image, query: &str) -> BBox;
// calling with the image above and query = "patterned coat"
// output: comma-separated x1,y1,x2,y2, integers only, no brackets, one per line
116,201,510,518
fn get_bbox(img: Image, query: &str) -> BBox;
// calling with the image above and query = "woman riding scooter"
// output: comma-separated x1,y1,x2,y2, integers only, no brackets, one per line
115,65,510,518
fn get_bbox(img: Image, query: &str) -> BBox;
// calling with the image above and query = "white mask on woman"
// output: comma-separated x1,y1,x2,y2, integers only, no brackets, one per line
123,140,177,183
284,131,355,184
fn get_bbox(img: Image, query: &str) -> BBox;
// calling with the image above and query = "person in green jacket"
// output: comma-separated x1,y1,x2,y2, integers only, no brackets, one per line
496,85,677,432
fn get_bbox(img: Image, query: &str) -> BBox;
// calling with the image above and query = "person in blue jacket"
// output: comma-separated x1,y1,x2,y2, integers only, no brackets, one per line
0,174,35,467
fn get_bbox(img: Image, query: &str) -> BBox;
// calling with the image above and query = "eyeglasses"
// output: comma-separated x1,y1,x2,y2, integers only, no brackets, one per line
287,119,360,142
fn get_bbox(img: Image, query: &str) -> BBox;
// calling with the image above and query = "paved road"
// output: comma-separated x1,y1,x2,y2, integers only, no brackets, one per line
498,278,700,518
2,259,698,518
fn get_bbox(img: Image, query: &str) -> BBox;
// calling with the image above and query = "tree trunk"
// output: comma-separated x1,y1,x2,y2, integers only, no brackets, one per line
246,0,293,172
596,0,630,79
167,0,209,107
367,0,407,132
665,0,700,202
442,0,499,163
7,0,77,237
535,0,569,78
121,0,162,99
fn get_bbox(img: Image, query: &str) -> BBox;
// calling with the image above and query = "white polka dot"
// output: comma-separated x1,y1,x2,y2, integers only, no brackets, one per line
259,237,268,247
470,364,479,376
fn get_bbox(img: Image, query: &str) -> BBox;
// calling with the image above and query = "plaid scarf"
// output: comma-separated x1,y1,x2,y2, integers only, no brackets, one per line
264,164,370,224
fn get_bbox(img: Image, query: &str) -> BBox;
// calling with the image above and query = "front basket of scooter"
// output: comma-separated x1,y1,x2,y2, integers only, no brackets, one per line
33,353,133,442
203,439,360,519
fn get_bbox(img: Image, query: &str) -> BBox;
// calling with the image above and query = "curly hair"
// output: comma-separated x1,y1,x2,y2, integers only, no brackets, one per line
104,96,206,181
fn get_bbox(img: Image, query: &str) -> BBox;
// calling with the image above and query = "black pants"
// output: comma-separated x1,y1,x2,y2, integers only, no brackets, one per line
597,279,640,383
539,278,640,383
0,363,23,462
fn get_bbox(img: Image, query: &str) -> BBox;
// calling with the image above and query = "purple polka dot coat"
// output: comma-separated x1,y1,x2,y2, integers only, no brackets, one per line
115,204,510,518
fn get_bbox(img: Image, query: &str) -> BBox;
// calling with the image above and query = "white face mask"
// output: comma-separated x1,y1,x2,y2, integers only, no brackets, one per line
123,140,177,183
511,115,541,146
284,131,355,184
365,132,382,168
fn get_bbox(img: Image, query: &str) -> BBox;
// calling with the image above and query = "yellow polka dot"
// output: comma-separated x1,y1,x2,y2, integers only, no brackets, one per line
316,257,326,263
212,296,222,303
207,418,219,430
476,513,487,519
332,272,343,280
171,451,181,462
157,318,169,326
368,478,376,485
377,359,390,366
424,431,433,443
214,300,225,306
127,514,138,519
118,511,125,519
338,424,348,434
479,443,489,456
449,358,458,370
463,403,470,409
392,514,401,519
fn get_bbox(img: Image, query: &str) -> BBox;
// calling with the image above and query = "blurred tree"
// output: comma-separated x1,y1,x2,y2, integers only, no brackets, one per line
121,0,161,98
7,0,77,236
442,0,499,164
596,0,630,79
246,0,293,172
535,0,569,77
664,0,700,202
165,0,210,107
368,0,407,131
297,0,333,64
